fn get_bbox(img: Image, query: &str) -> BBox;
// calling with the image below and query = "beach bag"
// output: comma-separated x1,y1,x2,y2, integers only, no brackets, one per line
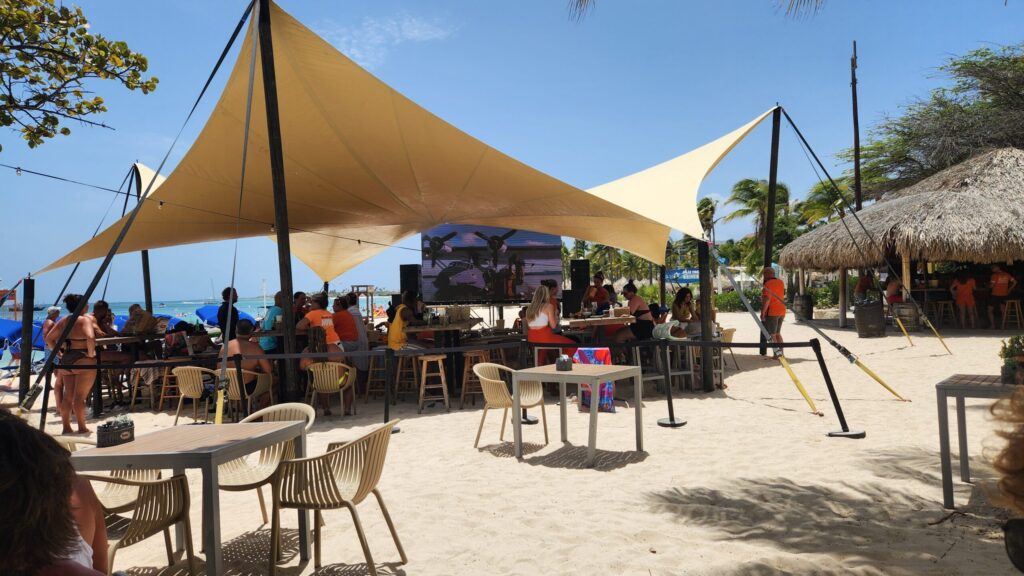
574,347,615,413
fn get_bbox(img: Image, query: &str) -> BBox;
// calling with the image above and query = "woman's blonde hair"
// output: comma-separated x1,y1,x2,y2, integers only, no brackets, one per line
525,285,550,324
992,386,1024,513
308,326,327,356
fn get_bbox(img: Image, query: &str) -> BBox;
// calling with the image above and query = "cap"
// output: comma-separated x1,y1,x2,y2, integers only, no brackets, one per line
46,306,61,314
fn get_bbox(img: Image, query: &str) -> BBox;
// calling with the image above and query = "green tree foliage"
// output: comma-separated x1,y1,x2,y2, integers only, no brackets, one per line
0,0,158,151
722,178,791,249
844,43,1024,195
797,177,854,225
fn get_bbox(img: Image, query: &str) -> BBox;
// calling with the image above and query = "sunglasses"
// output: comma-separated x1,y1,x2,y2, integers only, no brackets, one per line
1004,519,1024,572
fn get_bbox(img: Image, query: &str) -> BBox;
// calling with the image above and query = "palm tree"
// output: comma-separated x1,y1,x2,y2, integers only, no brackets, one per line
561,243,571,280
722,178,790,249
571,239,589,259
798,178,854,225
621,252,646,282
697,197,717,238
587,243,621,281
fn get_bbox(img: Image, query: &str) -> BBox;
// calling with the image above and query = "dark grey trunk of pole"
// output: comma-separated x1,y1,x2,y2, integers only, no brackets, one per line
133,167,154,312
657,340,686,427
697,242,715,392
851,41,862,212
760,107,782,356
18,277,34,402
812,338,865,438
659,265,666,307
257,0,299,402
323,281,329,295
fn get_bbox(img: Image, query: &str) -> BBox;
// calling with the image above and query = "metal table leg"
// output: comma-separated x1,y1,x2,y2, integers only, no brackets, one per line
559,381,568,443
586,376,599,466
634,369,643,452
295,428,310,561
200,461,222,574
937,388,954,508
956,396,970,482
173,467,186,551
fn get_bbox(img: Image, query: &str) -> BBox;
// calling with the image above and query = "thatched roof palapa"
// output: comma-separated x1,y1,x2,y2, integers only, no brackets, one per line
779,148,1024,270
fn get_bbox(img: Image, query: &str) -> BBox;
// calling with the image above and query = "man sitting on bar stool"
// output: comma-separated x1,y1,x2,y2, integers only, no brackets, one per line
226,319,274,408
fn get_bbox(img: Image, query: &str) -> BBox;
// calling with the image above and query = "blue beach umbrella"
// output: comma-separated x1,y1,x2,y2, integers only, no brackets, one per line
195,305,254,327
0,319,46,351
154,313,185,332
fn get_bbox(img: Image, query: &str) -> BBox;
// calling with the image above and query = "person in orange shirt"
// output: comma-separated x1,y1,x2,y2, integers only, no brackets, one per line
296,293,340,345
988,264,1019,329
760,267,786,356
950,271,977,329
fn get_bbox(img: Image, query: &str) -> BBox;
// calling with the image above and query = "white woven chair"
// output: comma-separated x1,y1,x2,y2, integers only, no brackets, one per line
218,403,316,525
170,366,217,425
225,368,273,420
269,419,405,576
472,363,547,448
305,361,355,416
57,436,162,514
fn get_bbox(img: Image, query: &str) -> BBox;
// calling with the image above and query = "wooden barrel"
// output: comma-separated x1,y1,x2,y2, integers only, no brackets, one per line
854,300,886,338
891,303,921,332
792,294,814,322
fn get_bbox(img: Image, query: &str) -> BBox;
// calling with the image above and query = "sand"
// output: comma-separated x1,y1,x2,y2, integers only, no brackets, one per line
9,311,1021,575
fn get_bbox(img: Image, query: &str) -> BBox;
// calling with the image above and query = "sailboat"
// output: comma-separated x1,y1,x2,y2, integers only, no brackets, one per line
203,279,218,304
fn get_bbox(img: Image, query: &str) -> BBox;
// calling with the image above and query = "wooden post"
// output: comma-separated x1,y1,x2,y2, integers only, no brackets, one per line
901,254,912,299
697,242,715,393
838,268,848,328
851,41,863,212
257,0,299,401
18,277,34,403
799,269,806,296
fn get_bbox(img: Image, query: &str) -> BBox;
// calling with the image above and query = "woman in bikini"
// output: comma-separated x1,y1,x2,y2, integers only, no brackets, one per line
45,294,97,435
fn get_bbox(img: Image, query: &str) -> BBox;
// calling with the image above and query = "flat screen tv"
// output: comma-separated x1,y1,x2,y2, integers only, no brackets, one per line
421,224,563,303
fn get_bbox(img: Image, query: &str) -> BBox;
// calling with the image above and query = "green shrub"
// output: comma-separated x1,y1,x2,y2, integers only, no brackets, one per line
714,289,763,313
637,284,660,302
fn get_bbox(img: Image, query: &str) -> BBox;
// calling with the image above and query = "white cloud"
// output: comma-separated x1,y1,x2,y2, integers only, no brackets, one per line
316,14,455,70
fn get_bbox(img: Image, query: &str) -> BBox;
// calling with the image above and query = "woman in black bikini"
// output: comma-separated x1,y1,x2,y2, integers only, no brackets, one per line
615,282,656,343
45,294,97,435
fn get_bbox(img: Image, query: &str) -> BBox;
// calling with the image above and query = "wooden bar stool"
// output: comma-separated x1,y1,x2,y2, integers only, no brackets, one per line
489,346,507,366
395,354,419,402
156,357,189,412
935,301,957,328
1004,300,1023,330
460,350,489,408
364,353,388,403
418,354,449,413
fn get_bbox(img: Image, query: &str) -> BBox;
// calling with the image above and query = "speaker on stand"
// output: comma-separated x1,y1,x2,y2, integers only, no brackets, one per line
399,264,422,298
570,259,590,292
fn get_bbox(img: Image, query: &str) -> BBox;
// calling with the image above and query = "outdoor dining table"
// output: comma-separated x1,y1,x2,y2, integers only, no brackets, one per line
71,421,309,574
511,363,643,467
936,373,1015,509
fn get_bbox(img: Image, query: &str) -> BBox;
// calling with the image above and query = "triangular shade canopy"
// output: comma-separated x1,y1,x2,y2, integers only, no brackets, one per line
40,2,672,280
587,107,776,237
40,3,772,281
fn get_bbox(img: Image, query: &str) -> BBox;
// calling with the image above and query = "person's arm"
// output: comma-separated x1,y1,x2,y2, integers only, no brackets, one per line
83,317,96,357
1011,275,1019,293
45,317,64,349
401,307,424,326
295,316,310,333
690,303,701,321
760,289,770,319
257,353,273,375
546,304,559,329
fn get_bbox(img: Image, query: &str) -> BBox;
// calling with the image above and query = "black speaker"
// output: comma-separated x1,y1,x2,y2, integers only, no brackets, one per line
399,264,422,297
570,259,590,291
562,288,582,317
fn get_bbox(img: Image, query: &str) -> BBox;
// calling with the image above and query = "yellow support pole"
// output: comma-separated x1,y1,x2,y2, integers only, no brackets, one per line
922,315,954,356
854,359,908,401
777,355,822,415
214,386,225,424
893,314,914,347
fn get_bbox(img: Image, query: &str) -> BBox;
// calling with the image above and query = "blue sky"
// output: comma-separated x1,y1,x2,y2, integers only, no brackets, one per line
1,0,1021,303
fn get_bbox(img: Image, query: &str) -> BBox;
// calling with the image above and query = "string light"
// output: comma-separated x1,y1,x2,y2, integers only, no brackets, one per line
158,201,164,210
15,168,22,176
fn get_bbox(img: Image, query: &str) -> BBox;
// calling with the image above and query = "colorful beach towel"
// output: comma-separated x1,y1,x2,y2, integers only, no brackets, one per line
574,347,615,413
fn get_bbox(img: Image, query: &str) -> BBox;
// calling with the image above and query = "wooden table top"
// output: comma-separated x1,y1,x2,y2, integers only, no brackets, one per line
514,363,641,381
936,374,1011,396
404,318,482,333
566,315,635,329
96,334,166,346
71,421,303,470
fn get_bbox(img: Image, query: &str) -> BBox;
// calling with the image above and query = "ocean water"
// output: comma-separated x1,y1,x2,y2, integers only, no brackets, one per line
0,295,387,368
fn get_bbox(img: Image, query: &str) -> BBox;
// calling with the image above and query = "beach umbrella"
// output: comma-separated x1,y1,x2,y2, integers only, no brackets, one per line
0,319,46,351
154,313,185,332
194,305,254,327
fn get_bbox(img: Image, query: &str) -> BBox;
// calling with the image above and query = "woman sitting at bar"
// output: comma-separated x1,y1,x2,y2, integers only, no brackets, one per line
299,326,351,416
615,282,655,343
296,293,340,346
671,287,700,323
526,285,576,363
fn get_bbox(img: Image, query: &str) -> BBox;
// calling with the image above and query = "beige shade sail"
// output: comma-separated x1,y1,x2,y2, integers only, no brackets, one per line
587,107,777,239
39,1,674,281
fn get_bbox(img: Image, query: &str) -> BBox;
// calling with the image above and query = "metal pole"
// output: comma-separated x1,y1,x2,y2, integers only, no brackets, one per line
760,107,782,356
851,41,863,212
697,242,715,392
762,107,782,268
257,0,298,401
322,281,329,295
658,340,686,427
838,268,848,328
811,338,865,438
38,367,52,429
18,277,34,403
133,167,154,312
